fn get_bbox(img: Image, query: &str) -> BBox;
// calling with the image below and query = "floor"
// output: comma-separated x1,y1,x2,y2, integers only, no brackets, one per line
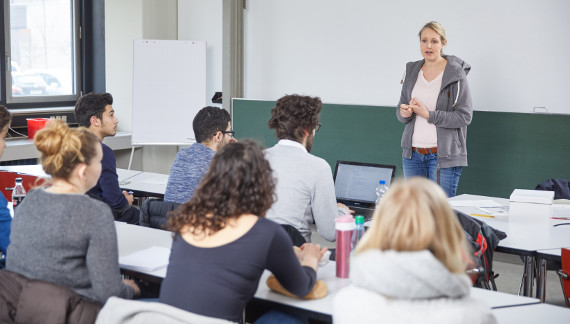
310,225,567,308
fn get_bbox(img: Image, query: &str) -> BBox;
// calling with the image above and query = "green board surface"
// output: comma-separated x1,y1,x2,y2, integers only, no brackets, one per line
233,99,570,198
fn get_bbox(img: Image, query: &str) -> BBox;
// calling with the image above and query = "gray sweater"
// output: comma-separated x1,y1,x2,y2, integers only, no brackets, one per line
265,140,346,242
396,55,473,168
6,188,134,303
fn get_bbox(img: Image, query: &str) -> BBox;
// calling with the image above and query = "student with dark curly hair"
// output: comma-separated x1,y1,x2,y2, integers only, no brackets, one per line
159,140,325,323
265,94,351,243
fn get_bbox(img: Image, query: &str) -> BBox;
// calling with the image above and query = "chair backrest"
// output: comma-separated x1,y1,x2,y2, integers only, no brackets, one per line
95,297,235,324
561,248,570,299
139,198,180,229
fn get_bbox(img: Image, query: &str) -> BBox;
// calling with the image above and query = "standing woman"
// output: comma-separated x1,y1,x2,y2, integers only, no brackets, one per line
397,21,473,197
160,140,324,323
7,120,139,303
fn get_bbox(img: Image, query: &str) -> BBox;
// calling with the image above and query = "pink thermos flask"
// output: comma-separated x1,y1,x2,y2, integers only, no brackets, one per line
336,214,355,278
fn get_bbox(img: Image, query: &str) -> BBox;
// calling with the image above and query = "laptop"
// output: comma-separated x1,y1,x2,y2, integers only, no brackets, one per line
333,160,396,221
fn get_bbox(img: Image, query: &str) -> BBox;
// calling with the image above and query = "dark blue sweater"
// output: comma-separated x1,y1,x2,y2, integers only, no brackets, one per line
159,217,317,322
88,143,128,210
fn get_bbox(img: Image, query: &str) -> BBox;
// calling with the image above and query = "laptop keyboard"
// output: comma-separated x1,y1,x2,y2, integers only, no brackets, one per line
349,206,375,221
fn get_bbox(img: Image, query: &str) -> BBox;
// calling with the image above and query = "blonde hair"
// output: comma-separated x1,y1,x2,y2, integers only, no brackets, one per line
355,177,468,273
34,120,100,179
419,21,447,54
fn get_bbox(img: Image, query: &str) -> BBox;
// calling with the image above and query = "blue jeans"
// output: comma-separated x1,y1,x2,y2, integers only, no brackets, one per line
254,309,308,324
402,151,462,197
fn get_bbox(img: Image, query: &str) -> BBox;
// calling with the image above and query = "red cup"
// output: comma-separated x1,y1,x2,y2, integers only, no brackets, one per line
27,118,51,139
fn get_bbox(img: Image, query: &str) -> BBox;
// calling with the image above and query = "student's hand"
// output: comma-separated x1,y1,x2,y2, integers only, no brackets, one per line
337,202,354,214
400,104,413,118
410,98,429,119
124,279,141,297
298,243,323,271
123,191,134,205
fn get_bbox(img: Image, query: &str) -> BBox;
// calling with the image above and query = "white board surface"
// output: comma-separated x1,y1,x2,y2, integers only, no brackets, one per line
243,0,570,114
132,39,206,145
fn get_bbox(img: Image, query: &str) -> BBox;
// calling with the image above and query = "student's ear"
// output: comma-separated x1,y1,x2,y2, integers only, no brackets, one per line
302,129,310,137
76,163,88,180
89,116,100,128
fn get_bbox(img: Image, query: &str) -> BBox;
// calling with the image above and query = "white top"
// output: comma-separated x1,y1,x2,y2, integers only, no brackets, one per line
411,70,442,148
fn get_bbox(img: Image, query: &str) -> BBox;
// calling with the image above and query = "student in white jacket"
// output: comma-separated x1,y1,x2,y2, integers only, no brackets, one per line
333,177,497,324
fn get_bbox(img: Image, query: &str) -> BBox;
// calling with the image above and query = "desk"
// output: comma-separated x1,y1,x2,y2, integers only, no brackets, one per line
450,194,570,298
115,222,171,281
114,223,540,321
116,169,168,198
492,303,570,323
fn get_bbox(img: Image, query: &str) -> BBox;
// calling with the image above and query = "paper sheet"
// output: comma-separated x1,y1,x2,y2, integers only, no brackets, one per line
119,246,171,272
448,200,504,208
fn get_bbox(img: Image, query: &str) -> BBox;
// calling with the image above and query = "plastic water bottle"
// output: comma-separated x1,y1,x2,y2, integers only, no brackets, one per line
335,214,355,278
12,177,27,208
350,215,365,251
375,180,388,205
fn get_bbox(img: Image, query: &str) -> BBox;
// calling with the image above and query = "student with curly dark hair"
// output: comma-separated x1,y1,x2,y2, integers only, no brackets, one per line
265,94,351,243
160,140,325,323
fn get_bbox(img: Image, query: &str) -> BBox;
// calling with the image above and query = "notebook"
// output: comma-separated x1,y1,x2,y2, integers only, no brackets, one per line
333,160,396,220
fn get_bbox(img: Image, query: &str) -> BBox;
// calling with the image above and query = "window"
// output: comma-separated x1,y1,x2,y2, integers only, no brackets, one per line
1,0,105,110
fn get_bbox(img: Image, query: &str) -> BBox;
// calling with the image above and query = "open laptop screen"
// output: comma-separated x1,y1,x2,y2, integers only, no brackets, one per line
333,160,396,205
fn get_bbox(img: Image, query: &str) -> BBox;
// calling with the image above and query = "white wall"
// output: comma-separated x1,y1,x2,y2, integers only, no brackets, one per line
178,0,223,108
105,0,179,173
243,0,570,114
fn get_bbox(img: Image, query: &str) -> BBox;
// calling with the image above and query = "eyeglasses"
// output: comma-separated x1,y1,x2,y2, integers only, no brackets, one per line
315,123,322,132
221,130,235,138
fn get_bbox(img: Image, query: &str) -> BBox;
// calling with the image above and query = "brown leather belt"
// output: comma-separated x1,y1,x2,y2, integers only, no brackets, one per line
412,147,437,155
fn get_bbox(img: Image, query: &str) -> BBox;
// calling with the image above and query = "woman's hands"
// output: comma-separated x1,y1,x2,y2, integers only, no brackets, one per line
400,97,430,120
124,278,141,298
296,243,328,272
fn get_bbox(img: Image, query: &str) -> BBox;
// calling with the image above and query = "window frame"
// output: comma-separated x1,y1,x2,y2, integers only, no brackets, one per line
0,0,105,111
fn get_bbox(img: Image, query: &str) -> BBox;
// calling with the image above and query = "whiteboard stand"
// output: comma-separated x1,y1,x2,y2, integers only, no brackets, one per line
131,39,207,168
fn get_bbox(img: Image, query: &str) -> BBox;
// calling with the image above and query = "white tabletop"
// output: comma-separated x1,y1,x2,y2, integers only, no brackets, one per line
0,164,48,178
114,222,541,317
116,168,168,196
451,194,570,253
492,303,570,323
115,222,172,278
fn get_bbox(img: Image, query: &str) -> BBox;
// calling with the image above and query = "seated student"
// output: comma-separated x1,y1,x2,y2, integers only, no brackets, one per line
0,105,12,268
6,120,139,304
164,106,234,204
265,94,351,243
333,177,497,324
160,140,324,323
74,92,138,224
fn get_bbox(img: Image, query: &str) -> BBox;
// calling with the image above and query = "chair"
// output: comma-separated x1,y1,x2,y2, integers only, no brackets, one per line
556,248,570,307
95,297,235,324
139,198,180,229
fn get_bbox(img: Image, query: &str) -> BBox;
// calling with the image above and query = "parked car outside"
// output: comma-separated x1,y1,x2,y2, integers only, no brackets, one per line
11,73,48,96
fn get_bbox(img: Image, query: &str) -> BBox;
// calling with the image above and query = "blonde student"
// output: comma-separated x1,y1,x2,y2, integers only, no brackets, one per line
7,120,139,303
333,177,496,324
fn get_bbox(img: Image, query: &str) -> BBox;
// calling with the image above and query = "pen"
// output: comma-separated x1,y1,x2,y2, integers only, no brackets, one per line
128,191,134,195
470,213,495,219
552,217,570,220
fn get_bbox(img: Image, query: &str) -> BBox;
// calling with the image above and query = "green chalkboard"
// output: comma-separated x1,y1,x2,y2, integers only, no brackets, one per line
233,99,570,198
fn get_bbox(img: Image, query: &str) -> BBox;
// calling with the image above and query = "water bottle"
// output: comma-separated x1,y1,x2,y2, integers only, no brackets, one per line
335,214,354,278
12,178,26,208
350,215,365,251
375,180,388,205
